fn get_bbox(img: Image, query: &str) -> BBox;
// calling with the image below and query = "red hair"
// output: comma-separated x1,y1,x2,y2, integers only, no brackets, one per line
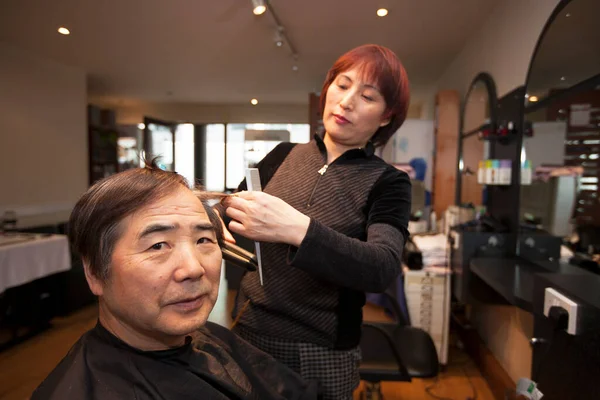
319,44,410,147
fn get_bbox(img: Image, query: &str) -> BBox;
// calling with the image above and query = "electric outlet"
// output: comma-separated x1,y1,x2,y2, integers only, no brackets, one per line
543,287,579,335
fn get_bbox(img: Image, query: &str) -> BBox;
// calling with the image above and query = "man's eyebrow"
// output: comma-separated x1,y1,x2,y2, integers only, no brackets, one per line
138,224,177,239
138,222,215,239
193,223,215,232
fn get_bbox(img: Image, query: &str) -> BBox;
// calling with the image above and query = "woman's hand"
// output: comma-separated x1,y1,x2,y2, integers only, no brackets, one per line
213,206,236,244
222,191,310,247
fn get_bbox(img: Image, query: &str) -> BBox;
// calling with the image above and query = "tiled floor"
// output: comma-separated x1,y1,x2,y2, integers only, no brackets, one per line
0,284,495,400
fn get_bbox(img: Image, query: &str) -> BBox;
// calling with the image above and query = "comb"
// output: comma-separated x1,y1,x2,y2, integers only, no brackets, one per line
245,168,264,285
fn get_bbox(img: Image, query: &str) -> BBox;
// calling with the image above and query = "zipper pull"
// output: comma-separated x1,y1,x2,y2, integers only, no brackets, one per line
318,164,328,175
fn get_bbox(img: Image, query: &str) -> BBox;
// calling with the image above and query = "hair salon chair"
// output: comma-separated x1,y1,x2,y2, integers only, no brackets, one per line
359,288,439,400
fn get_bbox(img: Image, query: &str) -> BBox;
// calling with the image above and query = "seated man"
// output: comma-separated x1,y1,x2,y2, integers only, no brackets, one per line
32,161,319,400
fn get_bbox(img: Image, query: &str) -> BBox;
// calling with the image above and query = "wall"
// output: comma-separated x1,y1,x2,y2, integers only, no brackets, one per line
90,85,435,126
0,42,87,227
98,101,309,125
435,0,562,384
437,0,560,98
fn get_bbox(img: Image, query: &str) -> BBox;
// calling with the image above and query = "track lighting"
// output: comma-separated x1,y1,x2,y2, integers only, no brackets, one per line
252,0,266,15
274,27,284,47
252,0,300,71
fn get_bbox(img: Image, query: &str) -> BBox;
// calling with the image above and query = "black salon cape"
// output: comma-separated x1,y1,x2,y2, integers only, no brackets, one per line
31,321,320,400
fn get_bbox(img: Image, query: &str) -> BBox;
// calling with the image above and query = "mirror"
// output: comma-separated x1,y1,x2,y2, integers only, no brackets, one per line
463,79,494,135
525,0,600,105
457,73,497,207
521,0,600,251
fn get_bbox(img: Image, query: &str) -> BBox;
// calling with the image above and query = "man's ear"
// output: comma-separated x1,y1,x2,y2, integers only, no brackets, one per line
83,260,104,296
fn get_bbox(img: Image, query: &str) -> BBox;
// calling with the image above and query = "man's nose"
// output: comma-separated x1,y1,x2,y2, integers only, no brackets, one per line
173,247,205,282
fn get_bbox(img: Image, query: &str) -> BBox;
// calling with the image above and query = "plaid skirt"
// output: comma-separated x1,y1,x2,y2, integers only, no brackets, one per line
234,326,361,400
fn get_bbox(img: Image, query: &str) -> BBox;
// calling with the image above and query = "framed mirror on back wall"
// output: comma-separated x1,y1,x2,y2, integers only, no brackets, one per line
520,0,600,262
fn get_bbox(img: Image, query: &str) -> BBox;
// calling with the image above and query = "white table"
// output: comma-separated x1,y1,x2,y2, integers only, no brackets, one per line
0,234,71,294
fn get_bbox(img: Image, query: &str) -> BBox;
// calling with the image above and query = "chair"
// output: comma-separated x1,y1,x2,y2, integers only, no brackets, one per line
359,289,439,399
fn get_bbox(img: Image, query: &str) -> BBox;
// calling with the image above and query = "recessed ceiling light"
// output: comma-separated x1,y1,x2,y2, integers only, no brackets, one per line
57,27,70,35
251,98,258,105
377,8,388,17
560,76,566,81
138,123,145,130
529,95,539,102
566,13,571,17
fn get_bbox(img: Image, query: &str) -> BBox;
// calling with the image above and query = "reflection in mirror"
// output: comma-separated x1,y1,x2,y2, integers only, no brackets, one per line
463,80,491,134
521,0,600,257
458,75,495,207
526,0,600,105
521,88,600,237
520,104,579,237
460,134,486,206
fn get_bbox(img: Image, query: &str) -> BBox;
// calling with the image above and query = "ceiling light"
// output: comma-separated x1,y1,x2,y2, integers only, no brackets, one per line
377,8,388,17
57,27,70,35
138,123,145,130
292,65,298,72
560,76,566,81
274,28,284,47
566,13,571,17
529,95,539,102
252,0,266,15
251,98,258,105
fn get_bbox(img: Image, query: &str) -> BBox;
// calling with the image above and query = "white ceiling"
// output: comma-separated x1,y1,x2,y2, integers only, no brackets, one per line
0,0,498,105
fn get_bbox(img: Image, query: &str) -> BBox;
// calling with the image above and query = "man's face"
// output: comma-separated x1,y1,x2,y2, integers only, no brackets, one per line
87,187,223,349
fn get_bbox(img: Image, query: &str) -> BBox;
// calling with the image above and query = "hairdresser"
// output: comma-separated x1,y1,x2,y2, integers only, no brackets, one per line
221,44,412,400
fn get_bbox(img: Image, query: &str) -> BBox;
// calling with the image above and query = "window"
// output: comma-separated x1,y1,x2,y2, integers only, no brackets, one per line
204,124,226,192
203,123,309,192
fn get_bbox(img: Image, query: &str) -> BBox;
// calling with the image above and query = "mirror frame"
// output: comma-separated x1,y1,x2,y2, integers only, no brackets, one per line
455,72,499,205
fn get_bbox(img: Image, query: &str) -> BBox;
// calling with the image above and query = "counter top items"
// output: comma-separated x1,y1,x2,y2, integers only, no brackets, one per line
443,205,475,235
1,211,18,233
411,233,448,267
408,219,428,234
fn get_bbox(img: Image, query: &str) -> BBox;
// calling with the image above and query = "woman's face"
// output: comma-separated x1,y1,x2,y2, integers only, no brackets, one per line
323,66,390,149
